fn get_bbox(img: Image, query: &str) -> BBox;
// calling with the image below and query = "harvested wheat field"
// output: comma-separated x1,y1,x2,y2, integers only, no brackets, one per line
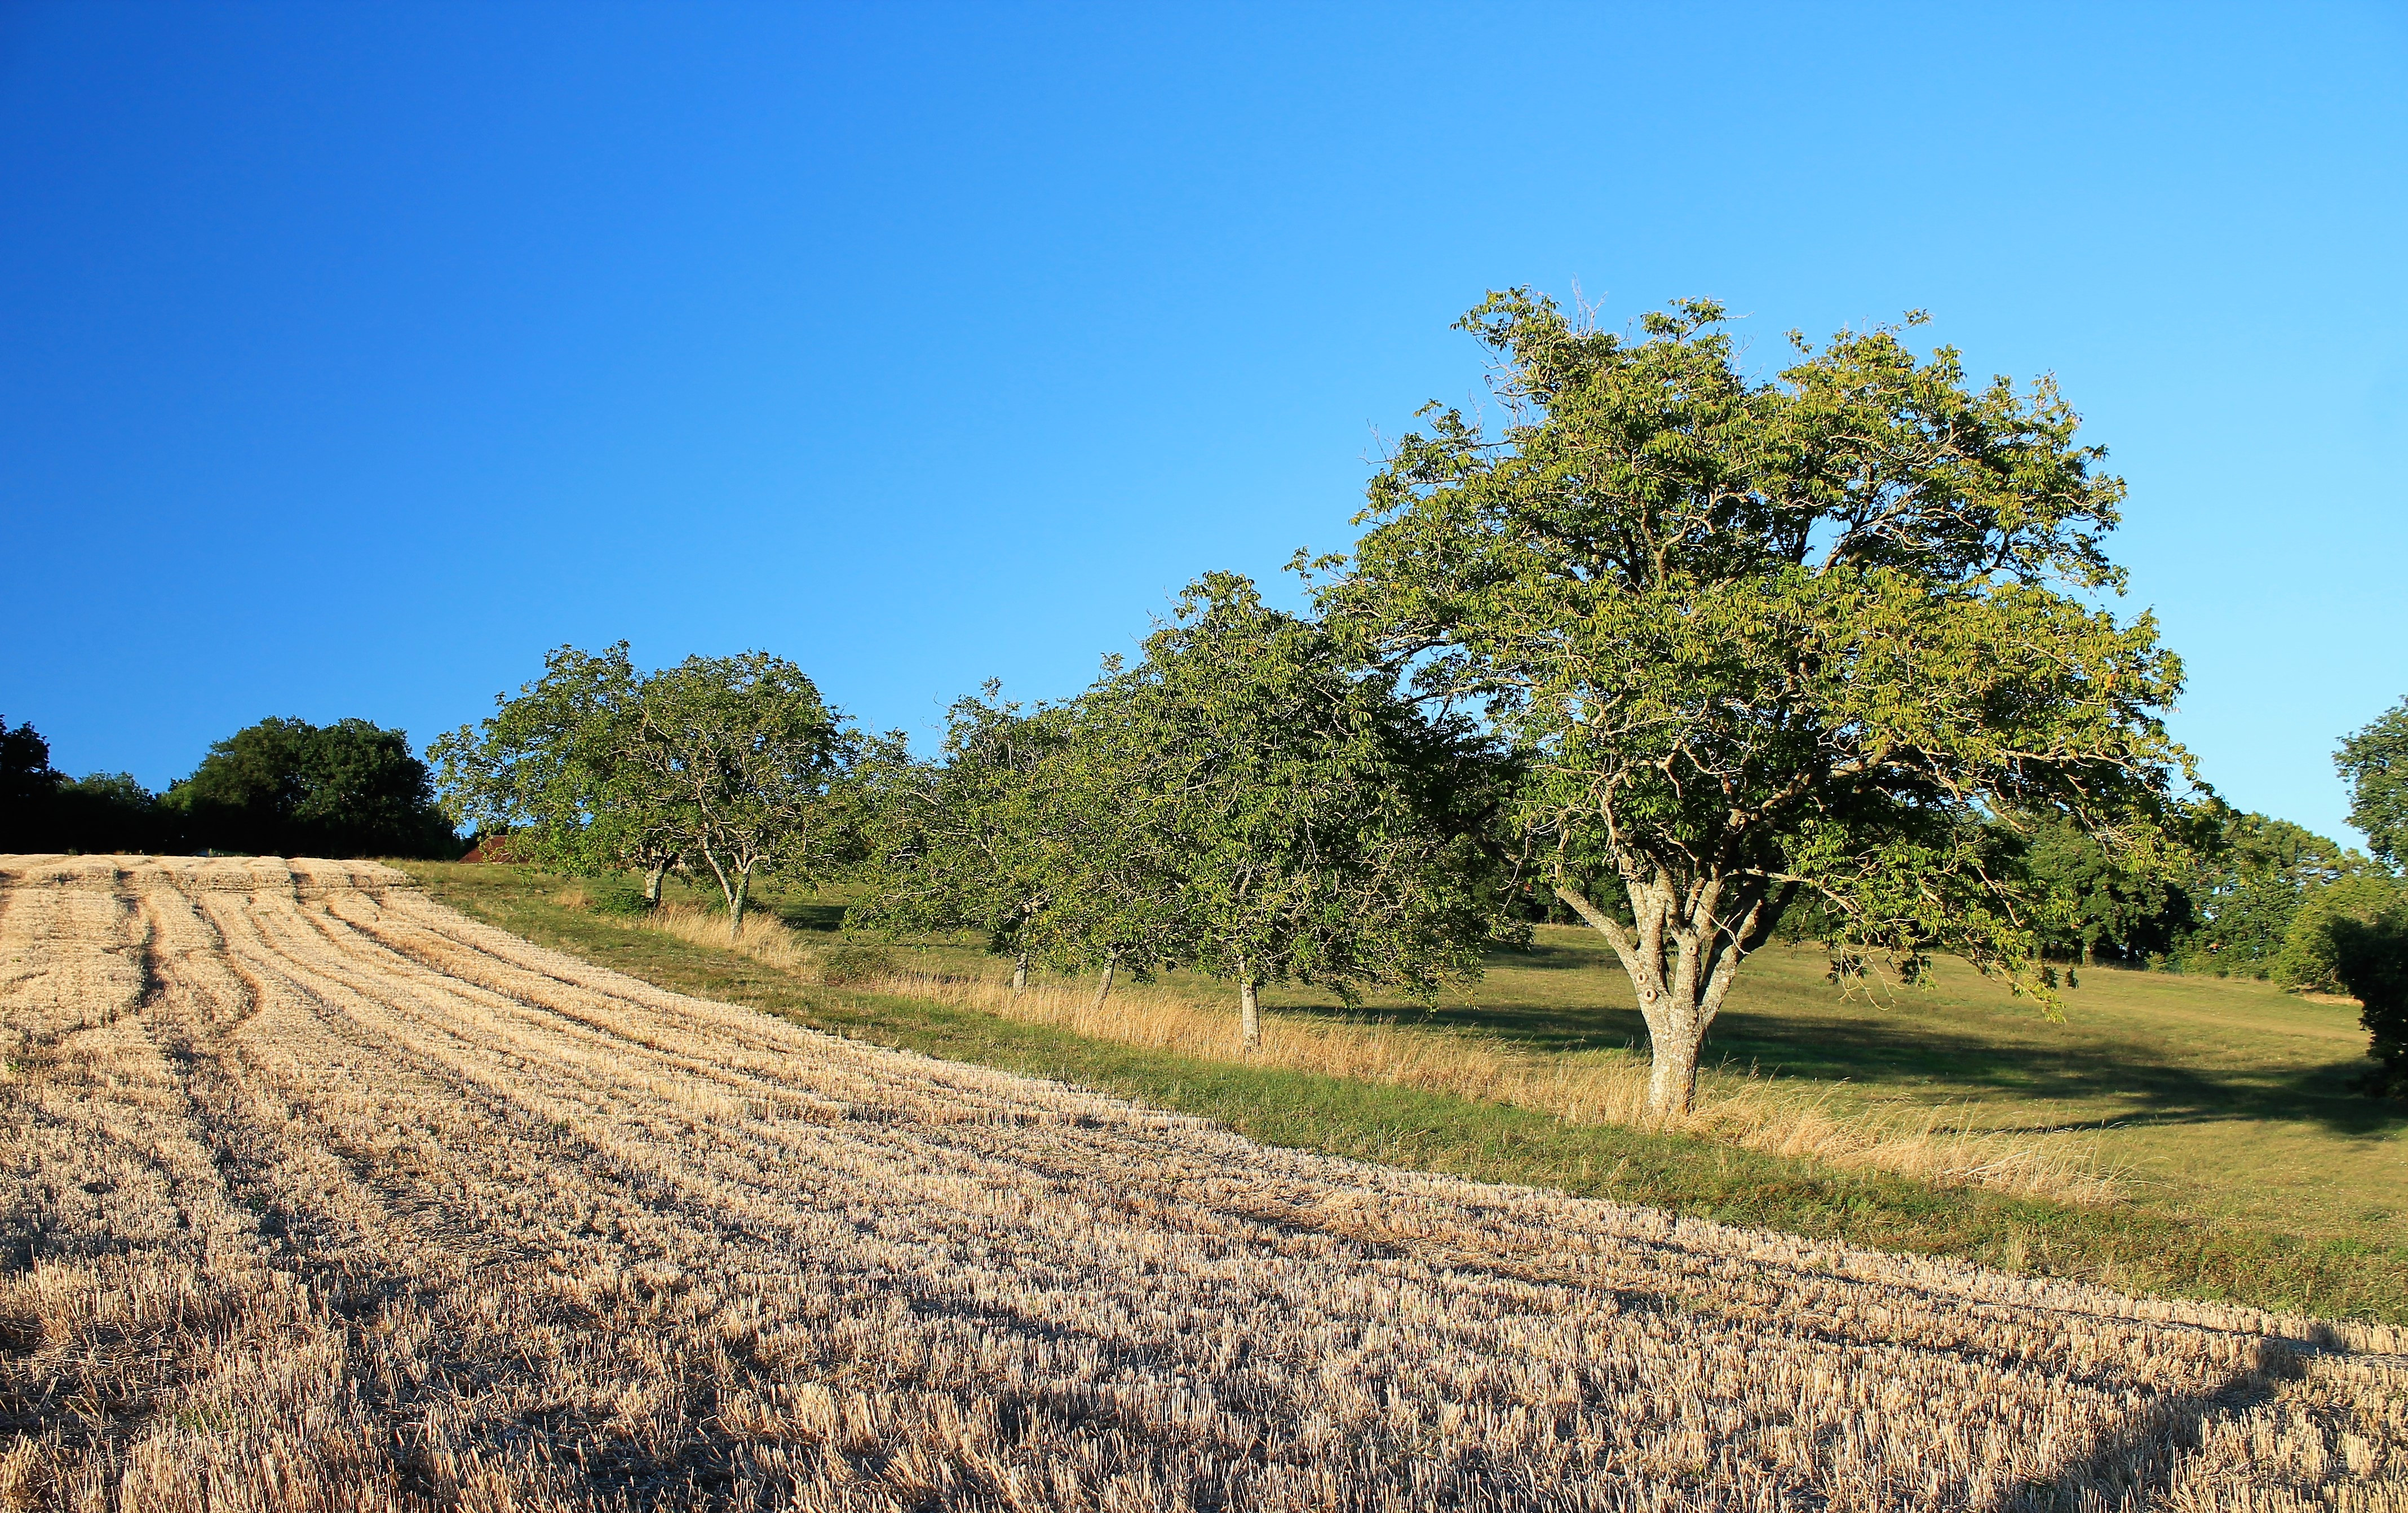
2,857,2404,1512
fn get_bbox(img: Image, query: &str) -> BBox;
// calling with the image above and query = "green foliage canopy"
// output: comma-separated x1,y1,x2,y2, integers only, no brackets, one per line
1088,573,1506,1041
628,652,864,936
2274,873,2408,996
1325,291,2188,1112
1996,808,2197,967
854,686,1075,972
436,647,876,936
2178,804,2378,978
864,578,1510,1042
431,644,687,895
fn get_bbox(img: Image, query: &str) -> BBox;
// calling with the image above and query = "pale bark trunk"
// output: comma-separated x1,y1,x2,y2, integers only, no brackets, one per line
728,868,751,940
1011,952,1029,996
698,847,746,941
1554,881,1768,1118
1089,955,1117,1012
643,863,666,907
1238,962,1260,1050
1646,1024,1702,1112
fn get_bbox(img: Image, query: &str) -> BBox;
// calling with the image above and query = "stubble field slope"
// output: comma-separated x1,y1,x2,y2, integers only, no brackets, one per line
1,856,2403,1511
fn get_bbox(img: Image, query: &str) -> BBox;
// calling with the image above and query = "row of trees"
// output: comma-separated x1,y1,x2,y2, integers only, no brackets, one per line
1978,696,2408,1083
438,585,1512,1048
0,715,457,858
20,294,2399,1105
447,291,2305,1112
1996,802,2381,977
854,575,1508,1046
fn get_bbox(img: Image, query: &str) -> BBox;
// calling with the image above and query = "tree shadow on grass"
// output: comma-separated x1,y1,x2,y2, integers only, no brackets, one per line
1274,949,2408,1142
765,899,847,932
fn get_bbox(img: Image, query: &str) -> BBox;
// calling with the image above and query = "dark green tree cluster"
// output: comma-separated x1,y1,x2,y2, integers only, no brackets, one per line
2178,806,2381,979
1988,800,2377,977
1978,701,2408,1099
432,647,882,937
1986,809,2196,968
1,718,172,852
2323,696,2408,1094
169,717,458,857
1,714,455,859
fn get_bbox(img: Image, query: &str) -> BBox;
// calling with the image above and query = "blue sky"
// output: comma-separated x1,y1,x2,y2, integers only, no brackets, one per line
3,3,2403,843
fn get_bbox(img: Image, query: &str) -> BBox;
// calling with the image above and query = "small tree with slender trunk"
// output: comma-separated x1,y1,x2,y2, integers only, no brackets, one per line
853,684,1069,989
1327,291,2188,1113
630,653,856,939
1096,573,1505,1047
1014,683,1196,1010
430,643,688,897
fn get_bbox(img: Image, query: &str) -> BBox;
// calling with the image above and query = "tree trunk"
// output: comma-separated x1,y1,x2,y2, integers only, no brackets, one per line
1553,879,1780,1118
697,847,745,939
1089,955,1117,1012
1646,1024,1702,1113
1238,961,1260,1050
643,863,666,907
1011,952,1029,996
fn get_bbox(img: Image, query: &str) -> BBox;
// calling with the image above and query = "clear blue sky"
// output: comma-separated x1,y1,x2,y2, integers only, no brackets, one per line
3,3,2402,843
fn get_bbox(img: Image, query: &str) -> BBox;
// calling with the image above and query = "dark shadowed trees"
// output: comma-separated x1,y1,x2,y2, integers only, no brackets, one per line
51,773,171,854
2329,911,2408,1098
0,719,54,844
166,716,455,858
1998,808,2196,967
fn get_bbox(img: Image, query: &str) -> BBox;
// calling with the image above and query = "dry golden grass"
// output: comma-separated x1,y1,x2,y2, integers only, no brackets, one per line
627,901,2124,1205
3,856,2404,1511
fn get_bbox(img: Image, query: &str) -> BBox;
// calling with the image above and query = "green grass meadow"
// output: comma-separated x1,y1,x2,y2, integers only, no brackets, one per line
1277,928,2406,1248
404,861,2408,1324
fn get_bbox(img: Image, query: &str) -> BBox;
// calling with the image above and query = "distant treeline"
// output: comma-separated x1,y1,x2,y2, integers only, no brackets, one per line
0,715,459,859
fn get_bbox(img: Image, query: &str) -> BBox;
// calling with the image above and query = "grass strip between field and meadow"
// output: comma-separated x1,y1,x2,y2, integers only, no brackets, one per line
403,862,2408,1326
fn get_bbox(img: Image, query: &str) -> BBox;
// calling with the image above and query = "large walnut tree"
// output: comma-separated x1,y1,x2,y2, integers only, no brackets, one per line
1327,291,2188,1113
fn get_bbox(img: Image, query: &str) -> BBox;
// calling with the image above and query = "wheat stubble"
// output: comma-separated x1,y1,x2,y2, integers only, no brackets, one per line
0,856,2400,1511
